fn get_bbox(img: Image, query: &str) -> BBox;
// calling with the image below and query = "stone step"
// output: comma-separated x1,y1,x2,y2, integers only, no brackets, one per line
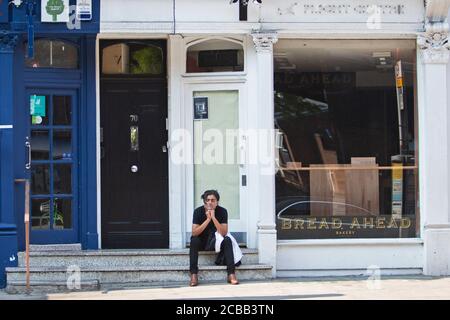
29,244,82,252
5,280,99,294
6,264,272,293
18,249,259,267
17,249,259,268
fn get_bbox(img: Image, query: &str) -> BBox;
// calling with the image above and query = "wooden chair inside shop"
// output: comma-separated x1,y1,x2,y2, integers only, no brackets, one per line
310,133,379,216
276,129,304,191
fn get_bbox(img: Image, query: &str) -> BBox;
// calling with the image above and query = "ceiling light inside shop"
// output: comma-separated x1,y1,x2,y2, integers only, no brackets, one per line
373,51,393,69
372,51,392,58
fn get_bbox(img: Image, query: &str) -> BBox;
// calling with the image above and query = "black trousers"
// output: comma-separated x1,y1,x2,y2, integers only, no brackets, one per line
190,235,235,275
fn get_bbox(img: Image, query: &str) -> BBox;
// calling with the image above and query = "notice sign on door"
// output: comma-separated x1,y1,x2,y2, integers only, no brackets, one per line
194,97,208,120
30,95,46,117
41,0,69,23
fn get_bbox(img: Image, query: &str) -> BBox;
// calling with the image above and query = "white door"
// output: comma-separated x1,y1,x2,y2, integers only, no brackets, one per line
185,83,248,244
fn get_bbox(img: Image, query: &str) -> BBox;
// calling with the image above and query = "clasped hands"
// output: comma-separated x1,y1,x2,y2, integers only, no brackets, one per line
205,209,215,220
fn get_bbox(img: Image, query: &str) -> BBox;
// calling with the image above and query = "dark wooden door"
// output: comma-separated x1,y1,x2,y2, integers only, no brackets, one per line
101,80,168,248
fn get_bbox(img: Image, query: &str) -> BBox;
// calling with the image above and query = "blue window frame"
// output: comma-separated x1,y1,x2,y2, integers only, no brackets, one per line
26,89,79,243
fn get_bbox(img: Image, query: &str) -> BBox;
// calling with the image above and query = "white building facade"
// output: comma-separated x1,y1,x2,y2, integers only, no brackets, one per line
97,0,450,277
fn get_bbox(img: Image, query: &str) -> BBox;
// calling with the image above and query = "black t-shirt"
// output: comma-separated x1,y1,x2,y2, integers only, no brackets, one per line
192,205,228,242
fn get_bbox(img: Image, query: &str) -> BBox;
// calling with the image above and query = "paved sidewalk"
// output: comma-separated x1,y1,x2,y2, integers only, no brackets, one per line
1,276,450,300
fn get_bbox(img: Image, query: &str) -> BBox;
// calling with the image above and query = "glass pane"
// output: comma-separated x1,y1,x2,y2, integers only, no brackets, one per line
130,126,139,151
274,39,418,239
31,165,50,195
187,39,244,73
54,164,72,194
50,41,78,69
53,130,72,160
31,130,49,160
29,95,49,126
102,42,163,75
25,40,78,69
130,44,163,75
193,91,240,219
102,43,129,74
53,198,72,230
53,96,72,125
276,169,417,239
31,198,51,230
25,40,50,68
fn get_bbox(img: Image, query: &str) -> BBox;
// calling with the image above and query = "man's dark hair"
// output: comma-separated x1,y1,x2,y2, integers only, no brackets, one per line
201,190,220,202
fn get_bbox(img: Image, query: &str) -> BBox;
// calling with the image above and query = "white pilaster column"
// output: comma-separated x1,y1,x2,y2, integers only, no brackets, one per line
168,34,184,249
252,31,278,277
418,22,450,275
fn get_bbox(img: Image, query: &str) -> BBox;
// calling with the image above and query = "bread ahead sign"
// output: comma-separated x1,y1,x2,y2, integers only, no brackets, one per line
41,0,69,23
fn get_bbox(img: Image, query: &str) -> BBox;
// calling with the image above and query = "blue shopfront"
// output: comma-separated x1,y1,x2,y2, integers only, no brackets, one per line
0,0,99,287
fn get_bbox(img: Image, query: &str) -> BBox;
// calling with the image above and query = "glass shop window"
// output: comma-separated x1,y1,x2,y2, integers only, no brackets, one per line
101,42,164,75
25,39,79,69
274,39,419,239
186,39,244,73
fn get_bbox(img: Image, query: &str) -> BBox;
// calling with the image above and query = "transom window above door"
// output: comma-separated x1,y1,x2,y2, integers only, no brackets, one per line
101,41,164,75
25,39,79,69
186,38,244,73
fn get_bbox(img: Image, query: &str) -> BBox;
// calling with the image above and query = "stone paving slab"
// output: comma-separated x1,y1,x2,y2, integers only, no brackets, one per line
1,276,450,300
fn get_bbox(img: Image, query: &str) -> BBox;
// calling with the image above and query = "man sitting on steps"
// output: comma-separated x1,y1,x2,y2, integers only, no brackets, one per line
189,190,240,286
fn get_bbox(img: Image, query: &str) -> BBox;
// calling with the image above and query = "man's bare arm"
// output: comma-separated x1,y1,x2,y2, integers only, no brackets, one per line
211,217,228,237
192,215,211,237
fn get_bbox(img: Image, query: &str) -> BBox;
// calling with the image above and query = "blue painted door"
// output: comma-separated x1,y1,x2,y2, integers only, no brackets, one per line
25,88,79,244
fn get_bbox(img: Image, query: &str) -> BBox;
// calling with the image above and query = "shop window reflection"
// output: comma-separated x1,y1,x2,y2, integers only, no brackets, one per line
274,39,418,239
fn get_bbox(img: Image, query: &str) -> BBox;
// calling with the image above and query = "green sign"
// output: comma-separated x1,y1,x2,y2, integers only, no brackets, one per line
41,0,69,23
46,0,65,21
30,95,46,117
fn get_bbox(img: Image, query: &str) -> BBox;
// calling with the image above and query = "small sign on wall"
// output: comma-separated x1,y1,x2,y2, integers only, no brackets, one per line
0,0,8,23
77,0,92,21
194,97,208,120
41,0,70,23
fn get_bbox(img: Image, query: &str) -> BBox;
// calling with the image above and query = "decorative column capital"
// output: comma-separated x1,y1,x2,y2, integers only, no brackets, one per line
251,30,278,53
418,22,450,63
0,31,19,53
